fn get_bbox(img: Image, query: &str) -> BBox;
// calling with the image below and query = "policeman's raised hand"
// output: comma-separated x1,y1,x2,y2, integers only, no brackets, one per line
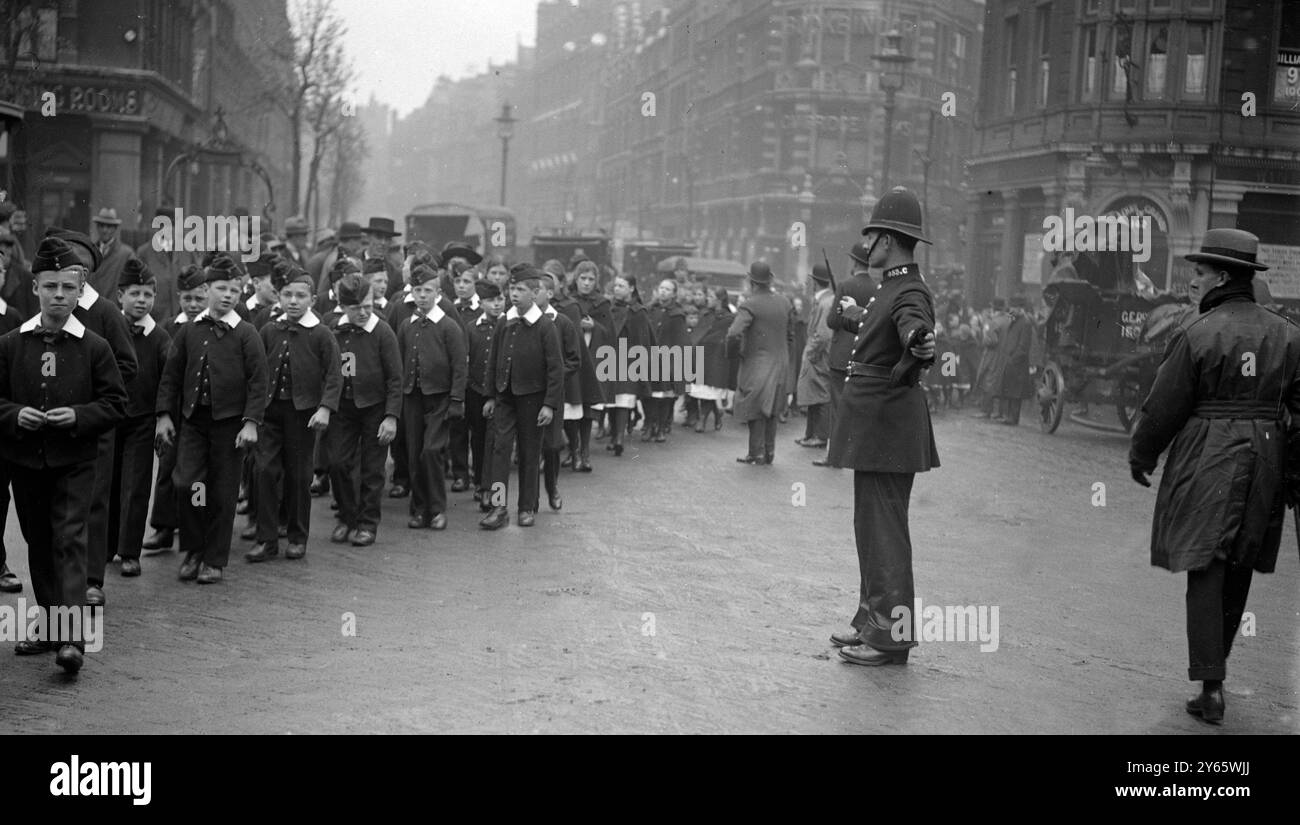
909,331,936,361
308,407,331,432
482,399,495,419
17,407,46,431
377,415,397,446
43,407,76,429
839,295,858,311
537,405,554,427
236,420,259,450
155,414,175,450
448,400,465,420
1130,465,1152,488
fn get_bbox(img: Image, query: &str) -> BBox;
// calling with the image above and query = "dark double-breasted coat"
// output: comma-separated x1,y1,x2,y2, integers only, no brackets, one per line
725,291,794,421
601,299,656,399
796,287,835,406
554,296,608,408
1131,285,1300,574
826,263,939,473
647,300,689,395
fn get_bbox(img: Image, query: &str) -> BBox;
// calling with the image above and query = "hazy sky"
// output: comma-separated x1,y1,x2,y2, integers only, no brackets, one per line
331,0,539,116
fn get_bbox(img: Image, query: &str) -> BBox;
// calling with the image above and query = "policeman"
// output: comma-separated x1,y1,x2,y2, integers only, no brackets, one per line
826,187,940,666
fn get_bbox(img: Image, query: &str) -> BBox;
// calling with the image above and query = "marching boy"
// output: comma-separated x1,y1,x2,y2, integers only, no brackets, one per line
107,258,171,577
245,260,341,563
142,264,209,552
467,280,504,510
327,272,402,546
0,236,127,672
397,263,467,531
534,270,581,513
155,256,268,584
479,264,564,530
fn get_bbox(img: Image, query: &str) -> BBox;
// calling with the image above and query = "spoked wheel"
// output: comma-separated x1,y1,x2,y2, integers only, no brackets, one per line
1037,361,1066,434
1116,384,1143,433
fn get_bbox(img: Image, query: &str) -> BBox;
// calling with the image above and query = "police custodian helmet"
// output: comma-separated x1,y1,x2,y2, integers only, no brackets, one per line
862,186,930,245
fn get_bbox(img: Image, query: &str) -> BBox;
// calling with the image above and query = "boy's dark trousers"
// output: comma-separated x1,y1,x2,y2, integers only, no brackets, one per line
466,387,490,491
404,391,452,520
256,400,315,546
107,414,157,562
449,415,470,484
149,437,179,532
492,390,544,511
174,407,244,568
13,461,96,648
391,418,410,489
0,458,10,571
85,429,117,587
541,411,565,507
328,398,386,532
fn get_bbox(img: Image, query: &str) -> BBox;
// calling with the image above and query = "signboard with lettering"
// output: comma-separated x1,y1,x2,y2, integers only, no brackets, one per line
1275,48,1300,105
16,82,141,116
1258,244,1300,299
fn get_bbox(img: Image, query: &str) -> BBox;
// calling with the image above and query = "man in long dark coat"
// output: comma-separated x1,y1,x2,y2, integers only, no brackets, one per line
828,188,938,666
796,264,835,447
726,262,794,465
1130,228,1300,725
992,295,1035,425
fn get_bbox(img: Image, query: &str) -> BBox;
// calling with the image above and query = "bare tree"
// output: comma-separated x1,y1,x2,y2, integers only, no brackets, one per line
301,28,354,230
325,116,368,226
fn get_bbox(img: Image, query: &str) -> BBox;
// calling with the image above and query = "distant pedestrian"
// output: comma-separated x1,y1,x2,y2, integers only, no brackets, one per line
727,262,794,465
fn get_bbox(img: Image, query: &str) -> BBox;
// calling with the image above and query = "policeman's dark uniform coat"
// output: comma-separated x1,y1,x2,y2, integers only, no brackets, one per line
256,307,342,548
825,264,878,442
157,304,269,570
328,310,402,536
0,312,126,642
1130,232,1300,683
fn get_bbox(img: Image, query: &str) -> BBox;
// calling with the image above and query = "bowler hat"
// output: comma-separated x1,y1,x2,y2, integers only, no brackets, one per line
118,257,155,288
1184,228,1268,272
440,241,482,267
32,236,85,273
810,263,831,284
747,261,773,285
364,217,401,238
92,207,122,226
848,241,873,268
337,222,364,241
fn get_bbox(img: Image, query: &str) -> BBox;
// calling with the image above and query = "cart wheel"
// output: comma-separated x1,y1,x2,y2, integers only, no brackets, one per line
1037,361,1065,434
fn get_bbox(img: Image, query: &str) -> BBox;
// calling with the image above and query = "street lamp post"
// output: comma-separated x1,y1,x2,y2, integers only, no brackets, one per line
872,30,914,192
494,102,516,207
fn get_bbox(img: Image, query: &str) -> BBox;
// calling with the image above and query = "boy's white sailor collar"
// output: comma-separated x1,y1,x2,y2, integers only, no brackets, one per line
245,294,272,311
476,311,497,326
456,293,480,310
289,309,321,329
542,304,558,319
403,284,415,304
337,313,380,334
422,303,447,324
0,296,7,315
174,311,193,324
194,307,242,328
77,282,100,310
125,312,157,336
505,304,543,325
21,313,87,338
373,295,389,308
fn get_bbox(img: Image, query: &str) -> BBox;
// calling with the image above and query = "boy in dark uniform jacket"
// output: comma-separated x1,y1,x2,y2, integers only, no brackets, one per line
0,294,23,592
107,258,171,577
327,273,401,546
397,263,467,530
447,261,482,492
245,260,341,563
480,264,564,530
308,256,362,499
238,250,281,327
155,256,269,584
467,281,505,509
76,243,138,608
536,270,581,512
0,237,127,672
142,265,207,552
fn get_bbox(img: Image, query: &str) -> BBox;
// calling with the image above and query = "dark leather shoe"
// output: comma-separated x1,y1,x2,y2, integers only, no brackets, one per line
408,514,430,529
480,507,509,530
351,529,376,547
85,586,105,607
830,629,863,648
795,437,827,448
763,453,774,465
55,644,83,673
331,523,352,544
548,491,562,511
15,640,54,655
736,455,762,464
178,552,201,581
120,559,142,578
240,523,258,541
309,474,329,496
1186,687,1225,724
388,483,410,498
196,564,223,584
812,457,835,467
451,478,468,492
517,510,536,527
245,542,279,563
612,444,624,457
142,528,174,550
576,459,592,472
285,543,306,560
479,499,494,512
839,646,909,666
430,513,447,530
0,564,21,593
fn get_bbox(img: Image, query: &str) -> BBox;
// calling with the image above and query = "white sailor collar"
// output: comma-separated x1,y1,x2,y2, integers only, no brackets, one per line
174,311,192,324
338,313,380,334
294,309,321,329
0,296,7,315
21,313,87,338
542,305,557,319
476,312,497,327
77,282,100,310
195,308,242,328
131,313,157,336
422,304,447,324
245,294,263,311
505,304,543,325
374,296,389,309
456,293,480,310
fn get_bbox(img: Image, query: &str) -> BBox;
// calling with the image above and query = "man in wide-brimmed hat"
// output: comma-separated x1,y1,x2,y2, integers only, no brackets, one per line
1130,227,1299,726
90,207,134,299
726,261,795,466
281,216,311,267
